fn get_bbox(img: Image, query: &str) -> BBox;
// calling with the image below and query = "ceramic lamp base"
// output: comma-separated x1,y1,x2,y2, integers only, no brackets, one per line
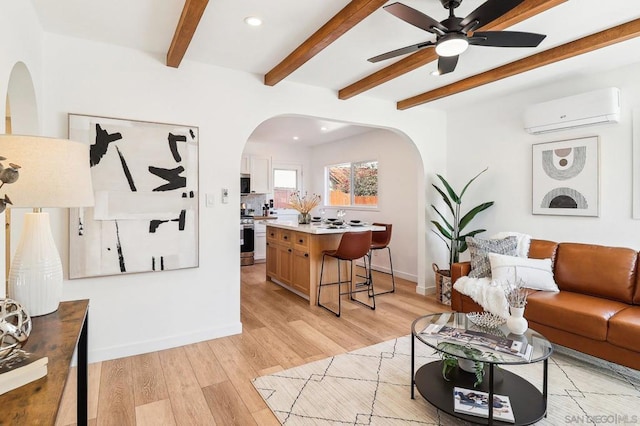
9,212,62,317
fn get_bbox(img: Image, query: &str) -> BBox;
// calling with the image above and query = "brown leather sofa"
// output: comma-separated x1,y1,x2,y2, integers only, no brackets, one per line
451,239,640,371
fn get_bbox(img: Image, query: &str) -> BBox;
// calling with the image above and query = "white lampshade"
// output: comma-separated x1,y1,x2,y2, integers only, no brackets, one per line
0,135,94,208
0,135,94,316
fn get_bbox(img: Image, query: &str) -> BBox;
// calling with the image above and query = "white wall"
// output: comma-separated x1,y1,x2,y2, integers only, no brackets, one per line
310,129,421,281
447,62,640,252
0,3,447,362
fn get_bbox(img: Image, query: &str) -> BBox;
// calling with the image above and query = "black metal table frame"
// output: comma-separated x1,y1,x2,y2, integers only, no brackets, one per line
411,318,549,425
77,311,89,425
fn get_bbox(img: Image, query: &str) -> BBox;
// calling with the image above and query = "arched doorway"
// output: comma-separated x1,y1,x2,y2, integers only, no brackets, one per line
239,114,424,300
3,62,39,296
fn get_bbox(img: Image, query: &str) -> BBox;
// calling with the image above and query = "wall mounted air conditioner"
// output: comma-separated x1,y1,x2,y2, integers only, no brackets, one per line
523,87,620,135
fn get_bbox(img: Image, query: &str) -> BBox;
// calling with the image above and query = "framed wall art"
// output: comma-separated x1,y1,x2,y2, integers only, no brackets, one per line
68,114,199,278
633,109,640,219
532,136,599,217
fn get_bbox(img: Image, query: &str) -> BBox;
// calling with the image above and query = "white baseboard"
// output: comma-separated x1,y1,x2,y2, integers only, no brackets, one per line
355,261,417,283
88,322,243,363
416,284,436,296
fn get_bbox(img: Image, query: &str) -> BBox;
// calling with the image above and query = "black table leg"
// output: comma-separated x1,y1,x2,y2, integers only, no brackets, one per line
77,311,88,426
411,333,415,399
488,363,494,426
543,357,548,418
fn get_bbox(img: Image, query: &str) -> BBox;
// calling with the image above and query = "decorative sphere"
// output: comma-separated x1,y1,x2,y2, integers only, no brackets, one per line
0,299,32,360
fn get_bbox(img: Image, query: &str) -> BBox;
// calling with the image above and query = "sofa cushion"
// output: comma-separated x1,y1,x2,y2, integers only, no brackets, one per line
489,253,558,292
608,307,640,352
466,236,518,278
526,291,629,341
554,243,637,304
528,239,558,262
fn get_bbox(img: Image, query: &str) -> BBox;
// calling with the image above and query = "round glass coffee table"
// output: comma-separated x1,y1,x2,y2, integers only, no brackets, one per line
411,312,553,425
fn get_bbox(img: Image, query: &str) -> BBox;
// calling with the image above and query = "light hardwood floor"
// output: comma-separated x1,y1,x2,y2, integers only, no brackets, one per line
55,264,447,425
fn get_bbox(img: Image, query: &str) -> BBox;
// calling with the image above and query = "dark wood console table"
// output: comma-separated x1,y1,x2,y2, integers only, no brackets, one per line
0,299,89,426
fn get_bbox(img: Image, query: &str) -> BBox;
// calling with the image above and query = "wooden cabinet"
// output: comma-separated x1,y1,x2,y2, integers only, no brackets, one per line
291,248,311,295
278,244,293,284
266,227,310,297
266,240,278,277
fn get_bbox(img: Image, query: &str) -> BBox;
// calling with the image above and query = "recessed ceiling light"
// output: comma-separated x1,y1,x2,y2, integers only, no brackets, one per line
244,16,262,27
293,136,299,140
320,126,328,131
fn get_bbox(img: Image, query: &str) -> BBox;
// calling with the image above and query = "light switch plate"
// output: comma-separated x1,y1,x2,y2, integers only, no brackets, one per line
205,193,215,207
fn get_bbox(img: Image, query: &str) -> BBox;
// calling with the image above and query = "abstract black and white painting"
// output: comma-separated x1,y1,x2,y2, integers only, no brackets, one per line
532,136,599,216
68,114,198,278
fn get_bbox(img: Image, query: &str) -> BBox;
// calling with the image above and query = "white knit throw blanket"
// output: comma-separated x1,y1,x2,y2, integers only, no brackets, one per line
453,277,510,319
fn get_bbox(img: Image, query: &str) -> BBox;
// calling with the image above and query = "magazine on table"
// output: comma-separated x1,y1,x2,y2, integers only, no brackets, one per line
0,350,48,395
420,323,533,361
453,387,515,423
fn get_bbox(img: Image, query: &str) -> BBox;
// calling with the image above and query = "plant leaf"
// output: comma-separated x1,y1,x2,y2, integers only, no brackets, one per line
431,221,453,240
458,202,494,231
436,174,460,204
459,167,488,199
431,205,453,232
432,184,455,216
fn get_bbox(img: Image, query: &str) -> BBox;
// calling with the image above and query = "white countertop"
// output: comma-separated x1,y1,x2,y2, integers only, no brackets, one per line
266,220,384,235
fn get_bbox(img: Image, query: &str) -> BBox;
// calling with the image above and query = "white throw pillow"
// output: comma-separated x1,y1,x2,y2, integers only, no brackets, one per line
491,231,531,258
488,252,559,292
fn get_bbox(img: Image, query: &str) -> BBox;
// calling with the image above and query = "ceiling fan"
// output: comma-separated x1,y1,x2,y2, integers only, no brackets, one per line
368,0,546,75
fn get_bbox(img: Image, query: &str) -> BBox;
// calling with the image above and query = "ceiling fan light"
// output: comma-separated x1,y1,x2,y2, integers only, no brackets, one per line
435,34,469,57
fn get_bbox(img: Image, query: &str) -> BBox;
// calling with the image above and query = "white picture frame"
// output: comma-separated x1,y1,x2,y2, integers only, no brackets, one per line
68,114,199,278
532,136,599,216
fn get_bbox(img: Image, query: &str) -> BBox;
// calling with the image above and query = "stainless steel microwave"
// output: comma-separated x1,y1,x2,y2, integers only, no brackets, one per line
240,175,251,194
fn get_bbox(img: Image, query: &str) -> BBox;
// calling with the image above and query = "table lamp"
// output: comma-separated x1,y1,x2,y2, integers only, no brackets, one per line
0,135,94,316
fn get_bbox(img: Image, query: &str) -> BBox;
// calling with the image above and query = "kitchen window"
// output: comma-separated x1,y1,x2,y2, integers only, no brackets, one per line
272,165,301,209
326,160,378,207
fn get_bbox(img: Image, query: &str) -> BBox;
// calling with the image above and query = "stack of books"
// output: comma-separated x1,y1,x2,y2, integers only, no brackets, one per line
0,350,48,395
453,387,515,423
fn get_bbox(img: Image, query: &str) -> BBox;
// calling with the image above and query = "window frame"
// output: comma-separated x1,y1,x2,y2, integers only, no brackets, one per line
325,159,378,209
272,163,303,211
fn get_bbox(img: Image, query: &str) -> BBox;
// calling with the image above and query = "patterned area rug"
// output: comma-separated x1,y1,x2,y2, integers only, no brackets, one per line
252,335,640,425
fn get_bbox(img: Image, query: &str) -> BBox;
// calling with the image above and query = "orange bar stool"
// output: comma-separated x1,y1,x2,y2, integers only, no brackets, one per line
367,223,395,295
317,231,375,317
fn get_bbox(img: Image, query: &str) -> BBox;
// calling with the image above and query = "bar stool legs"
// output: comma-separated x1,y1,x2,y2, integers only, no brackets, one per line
317,255,375,317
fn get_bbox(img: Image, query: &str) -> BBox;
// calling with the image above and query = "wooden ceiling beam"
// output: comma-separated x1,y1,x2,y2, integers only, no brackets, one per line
166,0,209,68
397,18,640,110
338,0,567,100
264,0,388,87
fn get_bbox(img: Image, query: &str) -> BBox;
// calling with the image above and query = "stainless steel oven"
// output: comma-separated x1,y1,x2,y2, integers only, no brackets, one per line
241,216,255,266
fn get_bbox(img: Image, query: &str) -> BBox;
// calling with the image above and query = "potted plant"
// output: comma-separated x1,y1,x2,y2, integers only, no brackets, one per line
431,168,494,288
438,342,497,387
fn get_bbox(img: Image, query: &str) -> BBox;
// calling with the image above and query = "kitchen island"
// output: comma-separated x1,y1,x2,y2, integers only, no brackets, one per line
266,221,384,306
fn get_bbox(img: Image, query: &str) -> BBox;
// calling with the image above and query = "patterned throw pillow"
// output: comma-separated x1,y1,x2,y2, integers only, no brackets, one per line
466,236,518,278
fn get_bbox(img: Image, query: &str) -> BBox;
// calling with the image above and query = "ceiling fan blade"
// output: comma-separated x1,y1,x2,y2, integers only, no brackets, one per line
437,55,458,75
384,2,447,34
469,31,546,47
460,0,525,30
368,41,435,63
